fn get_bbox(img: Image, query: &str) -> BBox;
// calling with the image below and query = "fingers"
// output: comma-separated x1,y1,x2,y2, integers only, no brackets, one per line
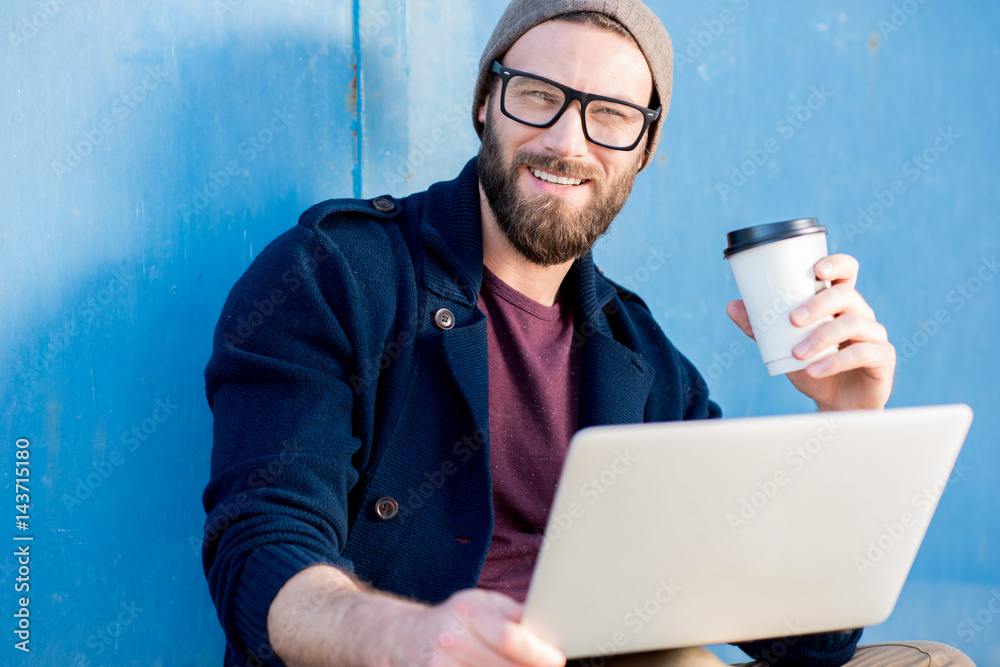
457,589,524,621
727,253,897,390
792,312,888,361
800,340,897,380
732,285,869,336
731,253,863,337
473,620,565,667
791,282,875,328
726,299,755,340
467,599,565,667
437,591,565,667
814,253,860,290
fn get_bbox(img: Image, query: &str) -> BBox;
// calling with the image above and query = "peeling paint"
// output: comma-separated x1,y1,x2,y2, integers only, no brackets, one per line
347,72,357,113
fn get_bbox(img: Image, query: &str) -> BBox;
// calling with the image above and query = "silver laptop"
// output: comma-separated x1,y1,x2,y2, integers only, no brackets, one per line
521,404,974,660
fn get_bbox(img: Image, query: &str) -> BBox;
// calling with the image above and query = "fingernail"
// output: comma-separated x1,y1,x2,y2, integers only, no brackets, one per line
791,307,809,323
793,341,810,358
808,359,830,377
816,259,833,276
542,648,566,666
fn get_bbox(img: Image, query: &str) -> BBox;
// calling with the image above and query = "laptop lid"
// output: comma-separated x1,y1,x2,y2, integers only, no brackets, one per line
521,404,974,660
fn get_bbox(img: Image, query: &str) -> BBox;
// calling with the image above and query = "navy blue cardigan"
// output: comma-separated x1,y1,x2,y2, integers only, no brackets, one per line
203,159,861,666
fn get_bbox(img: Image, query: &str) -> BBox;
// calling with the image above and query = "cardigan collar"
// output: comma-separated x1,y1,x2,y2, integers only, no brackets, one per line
415,157,618,330
414,157,655,431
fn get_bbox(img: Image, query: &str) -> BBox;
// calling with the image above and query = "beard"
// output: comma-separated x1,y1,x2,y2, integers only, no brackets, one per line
477,105,642,267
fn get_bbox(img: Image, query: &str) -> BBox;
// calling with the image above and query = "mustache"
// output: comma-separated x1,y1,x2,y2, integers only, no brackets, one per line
513,150,603,183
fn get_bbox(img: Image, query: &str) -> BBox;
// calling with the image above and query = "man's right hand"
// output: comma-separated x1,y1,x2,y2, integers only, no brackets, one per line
267,564,566,667
389,588,566,666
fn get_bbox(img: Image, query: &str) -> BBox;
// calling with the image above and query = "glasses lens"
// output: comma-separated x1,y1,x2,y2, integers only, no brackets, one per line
503,75,567,125
501,73,649,149
585,100,646,149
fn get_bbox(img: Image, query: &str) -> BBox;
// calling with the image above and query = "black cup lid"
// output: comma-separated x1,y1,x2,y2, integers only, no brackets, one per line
724,218,826,258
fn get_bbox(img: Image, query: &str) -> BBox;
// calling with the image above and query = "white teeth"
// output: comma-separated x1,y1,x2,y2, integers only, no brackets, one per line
531,167,583,186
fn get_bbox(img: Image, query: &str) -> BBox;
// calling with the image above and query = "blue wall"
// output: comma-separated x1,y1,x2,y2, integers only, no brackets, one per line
1,1,996,665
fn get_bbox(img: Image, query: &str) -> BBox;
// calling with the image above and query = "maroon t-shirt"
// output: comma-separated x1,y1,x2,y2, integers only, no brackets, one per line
475,266,581,602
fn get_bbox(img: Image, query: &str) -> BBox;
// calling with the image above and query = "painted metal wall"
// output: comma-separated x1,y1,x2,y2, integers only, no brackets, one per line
1,1,996,665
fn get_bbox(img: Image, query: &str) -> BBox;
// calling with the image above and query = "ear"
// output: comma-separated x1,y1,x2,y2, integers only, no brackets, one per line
477,92,490,126
637,135,652,170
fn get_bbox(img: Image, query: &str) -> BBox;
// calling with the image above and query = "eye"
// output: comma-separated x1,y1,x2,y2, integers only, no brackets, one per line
513,86,561,106
507,75,563,107
525,89,556,102
593,104,628,119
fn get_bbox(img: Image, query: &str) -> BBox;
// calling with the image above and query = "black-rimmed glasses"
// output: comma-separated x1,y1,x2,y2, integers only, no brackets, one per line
490,60,660,152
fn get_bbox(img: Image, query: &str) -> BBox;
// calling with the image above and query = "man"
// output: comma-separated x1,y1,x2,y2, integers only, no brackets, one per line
201,1,972,666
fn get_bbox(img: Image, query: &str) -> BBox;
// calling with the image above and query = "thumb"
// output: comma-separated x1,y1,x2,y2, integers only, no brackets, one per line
726,299,755,340
481,591,524,622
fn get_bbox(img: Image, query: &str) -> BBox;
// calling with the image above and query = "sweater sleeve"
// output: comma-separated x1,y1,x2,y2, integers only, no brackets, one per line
202,226,367,666
735,628,863,667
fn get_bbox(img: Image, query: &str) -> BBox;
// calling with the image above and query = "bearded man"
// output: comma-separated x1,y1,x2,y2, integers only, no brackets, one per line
201,1,971,666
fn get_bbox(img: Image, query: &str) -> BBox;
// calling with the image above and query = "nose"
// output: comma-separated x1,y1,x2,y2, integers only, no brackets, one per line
540,100,589,158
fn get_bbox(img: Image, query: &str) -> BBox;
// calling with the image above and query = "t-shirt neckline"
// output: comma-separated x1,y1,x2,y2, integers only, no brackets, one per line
481,265,568,322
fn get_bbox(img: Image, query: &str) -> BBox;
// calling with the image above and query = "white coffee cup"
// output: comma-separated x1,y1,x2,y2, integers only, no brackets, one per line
725,219,838,376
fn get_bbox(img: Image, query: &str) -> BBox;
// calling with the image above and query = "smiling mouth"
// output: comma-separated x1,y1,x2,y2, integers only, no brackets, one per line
529,166,587,187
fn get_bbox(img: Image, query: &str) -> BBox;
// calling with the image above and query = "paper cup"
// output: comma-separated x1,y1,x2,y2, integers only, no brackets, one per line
725,219,838,376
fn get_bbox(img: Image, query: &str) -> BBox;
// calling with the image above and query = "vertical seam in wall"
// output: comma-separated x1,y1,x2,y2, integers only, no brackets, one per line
401,0,410,189
351,0,363,199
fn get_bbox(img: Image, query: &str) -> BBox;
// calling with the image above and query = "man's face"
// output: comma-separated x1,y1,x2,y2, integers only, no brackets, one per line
477,19,655,267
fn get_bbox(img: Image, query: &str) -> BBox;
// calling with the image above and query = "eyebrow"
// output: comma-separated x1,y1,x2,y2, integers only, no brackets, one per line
608,91,643,105
509,63,647,106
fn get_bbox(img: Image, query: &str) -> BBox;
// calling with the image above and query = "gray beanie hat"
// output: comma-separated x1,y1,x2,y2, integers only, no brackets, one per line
472,0,673,171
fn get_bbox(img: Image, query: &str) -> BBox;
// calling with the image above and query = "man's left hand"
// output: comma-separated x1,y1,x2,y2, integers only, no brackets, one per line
727,253,896,412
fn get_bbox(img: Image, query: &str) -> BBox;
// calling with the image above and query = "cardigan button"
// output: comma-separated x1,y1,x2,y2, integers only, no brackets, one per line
372,197,395,213
375,497,398,521
434,308,455,331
